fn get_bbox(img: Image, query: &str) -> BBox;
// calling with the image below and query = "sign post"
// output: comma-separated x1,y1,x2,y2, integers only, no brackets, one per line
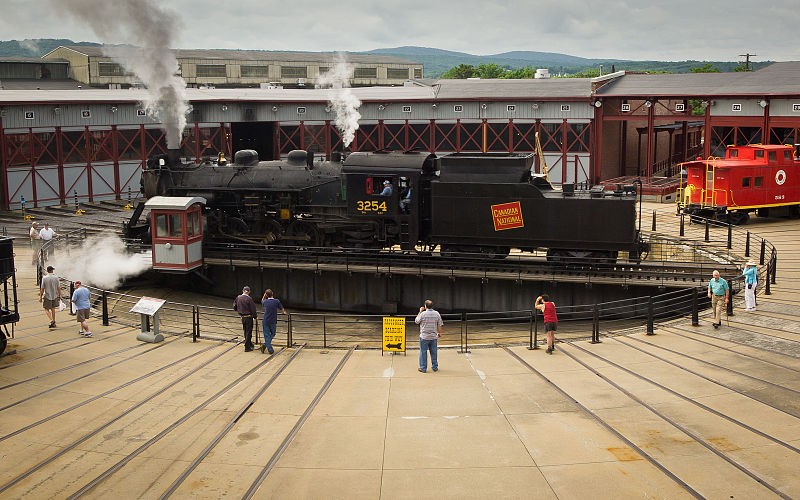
382,316,406,355
131,296,167,343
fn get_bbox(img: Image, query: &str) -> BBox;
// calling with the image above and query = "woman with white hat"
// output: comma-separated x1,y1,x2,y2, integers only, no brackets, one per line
742,260,758,311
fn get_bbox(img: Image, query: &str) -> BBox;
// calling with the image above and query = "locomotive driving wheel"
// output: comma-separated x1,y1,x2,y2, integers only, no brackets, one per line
287,220,322,247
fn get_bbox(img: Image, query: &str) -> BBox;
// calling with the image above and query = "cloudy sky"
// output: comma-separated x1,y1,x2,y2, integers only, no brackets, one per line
2,0,797,62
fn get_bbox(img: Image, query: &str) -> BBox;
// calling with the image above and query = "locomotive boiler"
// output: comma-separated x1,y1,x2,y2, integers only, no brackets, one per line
128,148,648,262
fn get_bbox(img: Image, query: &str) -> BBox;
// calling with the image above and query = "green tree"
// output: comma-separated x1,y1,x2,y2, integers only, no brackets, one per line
474,63,507,79
503,67,537,79
689,63,720,73
441,64,475,79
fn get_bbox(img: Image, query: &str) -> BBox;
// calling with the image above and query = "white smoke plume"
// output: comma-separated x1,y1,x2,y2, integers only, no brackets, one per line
52,235,150,290
58,0,188,149
19,39,40,56
317,54,361,147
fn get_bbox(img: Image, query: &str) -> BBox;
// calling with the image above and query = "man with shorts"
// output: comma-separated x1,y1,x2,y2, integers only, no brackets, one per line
535,294,558,354
71,280,92,337
39,265,63,328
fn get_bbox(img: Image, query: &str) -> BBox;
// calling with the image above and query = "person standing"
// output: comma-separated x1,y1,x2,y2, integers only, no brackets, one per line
71,280,92,337
233,286,258,352
707,270,730,329
260,289,285,354
39,223,57,259
535,294,558,354
39,265,63,328
415,299,443,373
742,260,758,311
29,222,41,265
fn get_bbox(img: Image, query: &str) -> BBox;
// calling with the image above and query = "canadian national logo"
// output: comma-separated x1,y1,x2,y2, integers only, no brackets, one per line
491,201,524,231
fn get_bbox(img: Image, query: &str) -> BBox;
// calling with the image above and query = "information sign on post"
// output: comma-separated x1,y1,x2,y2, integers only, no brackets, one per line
382,316,406,355
131,296,167,343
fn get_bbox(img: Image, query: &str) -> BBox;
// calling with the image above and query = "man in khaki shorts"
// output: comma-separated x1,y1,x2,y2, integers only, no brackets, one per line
39,265,63,328
71,280,92,337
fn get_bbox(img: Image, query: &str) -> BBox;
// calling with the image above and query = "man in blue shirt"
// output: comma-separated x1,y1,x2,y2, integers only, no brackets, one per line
260,289,285,354
379,180,393,196
707,270,729,329
71,280,92,337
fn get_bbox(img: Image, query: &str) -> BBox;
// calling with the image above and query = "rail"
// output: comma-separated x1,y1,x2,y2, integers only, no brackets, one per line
32,212,777,350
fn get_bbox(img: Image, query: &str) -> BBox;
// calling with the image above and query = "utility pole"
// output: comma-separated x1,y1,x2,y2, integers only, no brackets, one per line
738,53,757,71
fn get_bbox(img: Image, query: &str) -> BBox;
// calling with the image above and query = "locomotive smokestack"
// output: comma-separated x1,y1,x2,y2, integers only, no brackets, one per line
167,149,181,167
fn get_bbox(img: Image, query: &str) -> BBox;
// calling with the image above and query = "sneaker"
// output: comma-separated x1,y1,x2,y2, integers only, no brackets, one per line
546,347,553,354
244,347,254,352
260,344,266,354
432,367,438,372
268,348,274,355
712,323,720,329
82,332,92,338
78,330,84,335
49,321,56,328
418,368,426,373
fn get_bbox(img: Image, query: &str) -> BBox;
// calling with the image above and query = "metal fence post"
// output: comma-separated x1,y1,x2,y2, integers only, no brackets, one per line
679,213,685,237
461,312,469,353
691,288,699,326
527,310,536,350
765,262,771,295
591,303,600,343
727,223,732,249
759,240,766,265
101,290,109,326
726,288,734,317
651,210,657,231
192,305,198,342
704,219,710,242
323,315,327,349
744,231,750,257
287,313,293,346
646,297,655,335
770,255,777,284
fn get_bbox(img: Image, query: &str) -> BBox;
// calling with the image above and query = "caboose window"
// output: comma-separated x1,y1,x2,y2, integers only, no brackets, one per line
768,151,777,162
169,214,183,237
755,150,764,159
742,177,751,187
729,149,739,158
155,214,168,238
784,150,792,162
755,177,763,187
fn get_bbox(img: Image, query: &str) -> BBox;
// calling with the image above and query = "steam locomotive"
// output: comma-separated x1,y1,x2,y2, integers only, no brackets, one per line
126,148,648,262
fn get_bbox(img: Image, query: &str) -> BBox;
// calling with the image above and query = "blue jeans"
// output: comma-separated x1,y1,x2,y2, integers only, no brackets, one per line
263,322,277,351
419,338,438,372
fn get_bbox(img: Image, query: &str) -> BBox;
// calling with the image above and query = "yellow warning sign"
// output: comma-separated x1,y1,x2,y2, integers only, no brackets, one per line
382,317,406,353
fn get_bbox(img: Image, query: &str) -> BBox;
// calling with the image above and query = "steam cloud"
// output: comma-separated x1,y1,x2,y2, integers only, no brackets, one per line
317,54,361,147
59,0,188,148
51,235,150,290
19,40,40,56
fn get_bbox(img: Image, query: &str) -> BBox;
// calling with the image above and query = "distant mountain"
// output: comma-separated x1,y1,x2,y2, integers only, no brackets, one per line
0,39,100,58
361,46,766,77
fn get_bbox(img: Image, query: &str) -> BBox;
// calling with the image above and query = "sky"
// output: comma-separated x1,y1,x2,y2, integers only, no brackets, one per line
1,0,798,62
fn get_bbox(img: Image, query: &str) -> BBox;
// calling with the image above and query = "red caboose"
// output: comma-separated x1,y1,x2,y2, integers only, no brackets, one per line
677,144,800,224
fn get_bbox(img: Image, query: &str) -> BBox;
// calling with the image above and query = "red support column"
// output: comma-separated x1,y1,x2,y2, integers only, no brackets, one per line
703,105,711,158
194,122,201,162
430,119,436,153
0,117,8,209
762,102,770,143
508,118,514,152
482,119,487,153
85,126,94,202
273,121,280,159
646,103,655,177
593,103,604,184
112,125,121,199
561,119,568,183
56,126,65,204
455,119,462,152
29,128,38,208
324,120,331,160
299,121,305,150
378,120,384,150
139,124,147,172
404,119,409,150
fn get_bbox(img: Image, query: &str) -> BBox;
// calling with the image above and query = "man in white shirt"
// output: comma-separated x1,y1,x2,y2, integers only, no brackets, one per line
39,223,57,259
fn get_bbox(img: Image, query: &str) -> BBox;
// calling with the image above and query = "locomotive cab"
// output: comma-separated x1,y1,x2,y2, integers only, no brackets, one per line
343,151,437,250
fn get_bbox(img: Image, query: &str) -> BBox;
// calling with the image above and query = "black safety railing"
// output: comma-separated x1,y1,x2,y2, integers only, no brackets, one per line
32,210,777,350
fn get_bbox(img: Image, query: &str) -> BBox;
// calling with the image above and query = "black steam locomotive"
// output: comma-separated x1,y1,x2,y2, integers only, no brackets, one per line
126,148,647,262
